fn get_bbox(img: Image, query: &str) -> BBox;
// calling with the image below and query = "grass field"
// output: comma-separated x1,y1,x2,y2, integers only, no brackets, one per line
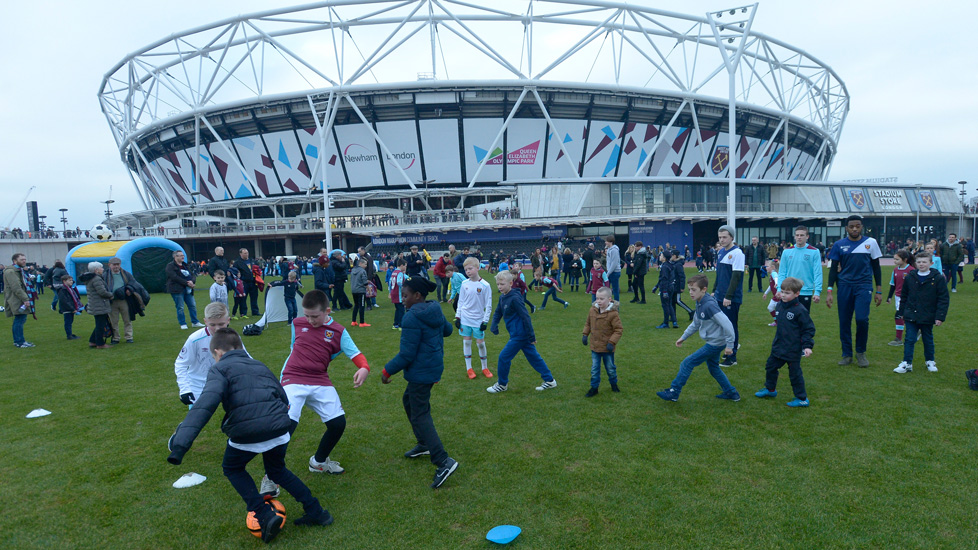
3,266,976,549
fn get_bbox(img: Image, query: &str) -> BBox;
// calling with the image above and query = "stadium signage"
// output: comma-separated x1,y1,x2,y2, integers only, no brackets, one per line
872,189,904,210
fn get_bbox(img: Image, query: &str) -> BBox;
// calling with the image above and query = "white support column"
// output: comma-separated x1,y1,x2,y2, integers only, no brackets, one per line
343,94,417,189
530,88,581,178
468,87,530,187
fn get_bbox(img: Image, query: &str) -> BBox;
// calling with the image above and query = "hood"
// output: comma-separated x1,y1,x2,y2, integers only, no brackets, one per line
79,272,98,284
592,300,619,313
410,300,449,328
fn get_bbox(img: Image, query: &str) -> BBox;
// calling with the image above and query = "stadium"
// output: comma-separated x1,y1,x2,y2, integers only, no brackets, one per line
97,0,963,258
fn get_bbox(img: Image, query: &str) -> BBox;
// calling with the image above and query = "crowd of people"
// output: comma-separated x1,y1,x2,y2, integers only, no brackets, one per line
5,213,976,542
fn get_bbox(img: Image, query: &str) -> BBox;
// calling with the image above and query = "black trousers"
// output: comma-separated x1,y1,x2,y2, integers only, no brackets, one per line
764,355,807,400
222,441,322,519
245,282,260,315
333,280,352,309
352,293,365,323
402,382,448,467
748,267,764,292
632,272,646,302
798,295,812,311
90,314,109,346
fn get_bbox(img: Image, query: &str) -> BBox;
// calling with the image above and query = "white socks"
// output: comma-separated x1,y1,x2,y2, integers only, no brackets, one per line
463,339,473,369
477,341,488,369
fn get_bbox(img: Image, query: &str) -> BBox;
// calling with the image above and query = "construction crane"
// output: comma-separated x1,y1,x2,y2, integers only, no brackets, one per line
4,186,36,230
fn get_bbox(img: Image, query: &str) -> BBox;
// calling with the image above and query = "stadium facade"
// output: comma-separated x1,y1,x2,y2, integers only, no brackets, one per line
98,1,964,257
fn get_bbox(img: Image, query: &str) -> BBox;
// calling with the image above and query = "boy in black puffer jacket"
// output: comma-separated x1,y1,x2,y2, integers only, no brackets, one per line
894,251,949,374
167,328,333,542
381,277,458,489
754,277,815,407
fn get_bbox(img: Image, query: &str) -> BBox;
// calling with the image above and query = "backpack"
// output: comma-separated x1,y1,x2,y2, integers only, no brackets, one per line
366,281,377,299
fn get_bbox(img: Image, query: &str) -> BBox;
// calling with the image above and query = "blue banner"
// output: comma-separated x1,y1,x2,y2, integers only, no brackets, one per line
628,221,693,254
371,225,566,246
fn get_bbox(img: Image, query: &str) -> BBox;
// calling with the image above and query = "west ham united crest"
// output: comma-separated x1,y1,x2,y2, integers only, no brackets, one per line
919,190,935,210
848,189,866,209
711,146,729,174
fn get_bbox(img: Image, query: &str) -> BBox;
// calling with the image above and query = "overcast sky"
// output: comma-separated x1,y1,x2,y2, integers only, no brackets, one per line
1,0,974,229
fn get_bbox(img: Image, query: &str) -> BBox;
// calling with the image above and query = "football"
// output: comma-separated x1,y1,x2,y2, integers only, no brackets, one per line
246,498,286,538
91,224,113,241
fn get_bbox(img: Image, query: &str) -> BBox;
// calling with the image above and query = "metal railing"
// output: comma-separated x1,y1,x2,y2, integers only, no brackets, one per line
580,202,816,217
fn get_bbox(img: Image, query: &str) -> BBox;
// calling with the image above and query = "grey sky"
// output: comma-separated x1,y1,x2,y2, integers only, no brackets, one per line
1,0,974,229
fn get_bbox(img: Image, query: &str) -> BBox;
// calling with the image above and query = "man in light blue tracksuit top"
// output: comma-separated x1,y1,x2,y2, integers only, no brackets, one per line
778,225,823,311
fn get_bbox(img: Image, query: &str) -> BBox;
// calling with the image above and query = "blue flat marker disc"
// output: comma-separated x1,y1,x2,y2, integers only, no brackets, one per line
486,525,521,544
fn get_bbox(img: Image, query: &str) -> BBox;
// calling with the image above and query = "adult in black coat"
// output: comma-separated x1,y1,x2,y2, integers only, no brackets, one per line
630,244,650,303
205,246,230,277
312,256,335,303
406,246,426,278
232,248,260,316
330,252,352,309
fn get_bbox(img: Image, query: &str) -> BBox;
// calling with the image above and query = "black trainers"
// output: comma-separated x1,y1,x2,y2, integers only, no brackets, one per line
294,508,334,527
585,388,598,398
716,390,741,402
610,383,620,393
720,357,737,367
404,444,430,458
259,508,285,542
967,369,978,391
431,457,458,488
656,388,679,402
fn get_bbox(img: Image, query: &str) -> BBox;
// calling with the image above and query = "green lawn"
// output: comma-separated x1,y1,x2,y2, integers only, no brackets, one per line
3,267,976,549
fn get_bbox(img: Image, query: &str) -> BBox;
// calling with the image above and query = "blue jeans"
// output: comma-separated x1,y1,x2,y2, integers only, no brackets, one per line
285,297,297,324
541,287,566,307
608,271,621,301
63,313,75,338
903,322,935,363
943,268,957,290
497,338,554,386
171,291,199,326
590,351,617,388
12,314,27,345
669,343,735,394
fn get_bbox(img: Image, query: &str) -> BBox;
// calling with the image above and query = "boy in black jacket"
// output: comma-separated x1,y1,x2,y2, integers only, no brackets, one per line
381,277,459,488
754,277,815,407
167,328,333,543
894,251,949,374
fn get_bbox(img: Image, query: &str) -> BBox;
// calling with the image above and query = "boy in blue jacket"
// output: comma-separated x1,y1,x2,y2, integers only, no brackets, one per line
486,271,557,393
167,328,333,543
381,277,458,488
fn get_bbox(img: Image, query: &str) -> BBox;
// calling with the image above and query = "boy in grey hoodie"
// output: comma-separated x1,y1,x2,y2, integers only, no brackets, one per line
656,274,740,402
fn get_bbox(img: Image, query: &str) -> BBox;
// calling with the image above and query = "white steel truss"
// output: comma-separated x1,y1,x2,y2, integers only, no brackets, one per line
99,0,849,209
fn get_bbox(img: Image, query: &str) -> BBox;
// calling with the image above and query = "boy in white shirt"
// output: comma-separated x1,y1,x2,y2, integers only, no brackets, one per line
454,257,493,379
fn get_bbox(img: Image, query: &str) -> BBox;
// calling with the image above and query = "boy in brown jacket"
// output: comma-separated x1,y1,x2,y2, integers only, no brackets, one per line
582,287,624,397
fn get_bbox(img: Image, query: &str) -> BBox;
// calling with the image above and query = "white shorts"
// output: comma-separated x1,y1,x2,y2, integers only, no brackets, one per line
283,384,345,423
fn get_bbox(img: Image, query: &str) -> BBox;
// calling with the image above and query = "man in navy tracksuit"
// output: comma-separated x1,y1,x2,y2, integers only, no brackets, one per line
825,215,883,367
712,225,745,366
755,277,815,407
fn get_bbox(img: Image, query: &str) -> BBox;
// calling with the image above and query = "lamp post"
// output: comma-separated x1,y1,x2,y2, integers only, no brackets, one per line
959,180,968,236
914,183,922,241
59,208,68,235
38,215,47,231
102,199,115,220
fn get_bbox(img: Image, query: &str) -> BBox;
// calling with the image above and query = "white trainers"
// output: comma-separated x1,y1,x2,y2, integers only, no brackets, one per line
192,322,205,328
259,474,280,497
180,325,189,330
535,379,558,391
893,361,912,374
309,455,344,474
486,383,508,393
926,361,938,372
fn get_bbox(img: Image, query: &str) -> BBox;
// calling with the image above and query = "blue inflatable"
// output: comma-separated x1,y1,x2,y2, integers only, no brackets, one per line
65,237,186,294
